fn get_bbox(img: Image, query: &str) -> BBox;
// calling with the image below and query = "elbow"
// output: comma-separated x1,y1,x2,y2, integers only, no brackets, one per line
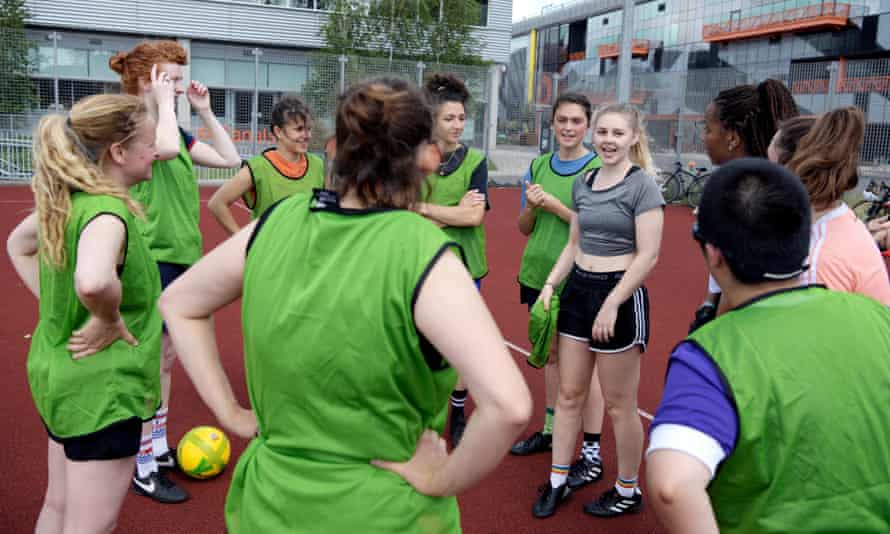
156,146,180,161
497,386,533,431
74,272,114,302
222,155,242,168
518,224,532,237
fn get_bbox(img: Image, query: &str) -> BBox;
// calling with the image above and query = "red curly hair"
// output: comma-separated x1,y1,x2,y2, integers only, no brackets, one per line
109,40,187,95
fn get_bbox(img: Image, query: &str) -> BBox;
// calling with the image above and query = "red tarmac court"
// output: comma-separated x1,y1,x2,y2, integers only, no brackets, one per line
0,185,704,533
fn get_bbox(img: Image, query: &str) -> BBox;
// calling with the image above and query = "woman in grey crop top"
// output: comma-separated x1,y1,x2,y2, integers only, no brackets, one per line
531,103,664,521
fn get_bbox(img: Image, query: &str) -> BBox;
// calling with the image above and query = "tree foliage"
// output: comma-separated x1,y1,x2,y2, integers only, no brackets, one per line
321,0,486,65
0,0,36,113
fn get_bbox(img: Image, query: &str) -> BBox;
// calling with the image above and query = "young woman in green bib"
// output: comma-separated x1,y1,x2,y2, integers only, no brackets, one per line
159,77,531,533
208,95,325,233
110,40,241,503
7,94,162,534
417,73,489,447
512,93,608,491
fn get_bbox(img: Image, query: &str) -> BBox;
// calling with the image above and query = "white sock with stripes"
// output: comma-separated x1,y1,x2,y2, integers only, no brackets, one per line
136,433,158,479
152,407,170,457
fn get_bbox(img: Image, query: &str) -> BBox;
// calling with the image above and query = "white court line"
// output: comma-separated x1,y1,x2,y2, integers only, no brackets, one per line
504,340,655,422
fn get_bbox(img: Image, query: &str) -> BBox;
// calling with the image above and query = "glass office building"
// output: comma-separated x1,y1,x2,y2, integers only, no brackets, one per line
508,0,890,163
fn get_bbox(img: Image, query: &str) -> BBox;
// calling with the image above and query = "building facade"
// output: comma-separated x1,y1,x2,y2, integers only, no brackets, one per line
507,0,890,164
14,0,509,152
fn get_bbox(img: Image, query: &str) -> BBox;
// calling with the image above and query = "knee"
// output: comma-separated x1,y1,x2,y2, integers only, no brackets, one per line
604,396,637,420
42,493,65,520
556,385,587,412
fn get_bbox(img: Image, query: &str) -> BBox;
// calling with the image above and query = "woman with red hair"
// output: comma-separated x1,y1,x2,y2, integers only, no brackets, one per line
109,40,241,503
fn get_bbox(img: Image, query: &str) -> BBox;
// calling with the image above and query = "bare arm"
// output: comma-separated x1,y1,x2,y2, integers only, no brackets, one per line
74,216,127,323
604,208,663,308
374,250,532,496
158,222,257,438
208,166,254,235
187,81,241,168
7,212,39,297
518,204,537,236
543,213,581,288
647,450,719,534
418,193,485,228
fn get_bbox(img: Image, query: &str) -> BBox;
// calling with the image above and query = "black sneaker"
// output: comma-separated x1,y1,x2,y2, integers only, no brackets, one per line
567,455,603,488
132,471,189,504
155,448,178,472
532,482,571,518
449,409,466,447
583,487,642,518
510,431,552,456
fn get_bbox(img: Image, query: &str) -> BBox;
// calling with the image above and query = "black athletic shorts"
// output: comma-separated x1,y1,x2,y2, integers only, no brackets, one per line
557,265,650,353
519,283,541,311
46,416,142,461
158,262,188,333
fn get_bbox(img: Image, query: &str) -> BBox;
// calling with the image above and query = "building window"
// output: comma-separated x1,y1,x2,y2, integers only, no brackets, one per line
658,3,666,12
603,17,609,25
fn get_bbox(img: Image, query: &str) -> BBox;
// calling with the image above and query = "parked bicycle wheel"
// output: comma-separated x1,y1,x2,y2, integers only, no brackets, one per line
686,174,708,208
658,172,683,203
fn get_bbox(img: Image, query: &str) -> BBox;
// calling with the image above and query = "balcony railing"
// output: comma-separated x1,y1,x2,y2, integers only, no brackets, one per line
702,3,850,42
597,39,651,59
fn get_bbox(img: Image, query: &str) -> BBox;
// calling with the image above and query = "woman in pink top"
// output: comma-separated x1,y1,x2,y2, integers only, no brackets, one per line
768,107,890,305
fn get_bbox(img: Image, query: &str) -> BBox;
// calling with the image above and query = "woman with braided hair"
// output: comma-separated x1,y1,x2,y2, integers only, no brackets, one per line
689,79,799,331
7,94,162,533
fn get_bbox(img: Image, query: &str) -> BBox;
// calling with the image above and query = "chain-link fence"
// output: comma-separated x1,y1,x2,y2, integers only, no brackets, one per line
512,56,890,177
0,26,493,182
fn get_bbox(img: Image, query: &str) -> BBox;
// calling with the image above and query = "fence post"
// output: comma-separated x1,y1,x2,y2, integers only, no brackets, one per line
617,0,635,103
416,61,425,87
483,64,503,156
48,31,61,111
251,47,262,155
338,55,348,94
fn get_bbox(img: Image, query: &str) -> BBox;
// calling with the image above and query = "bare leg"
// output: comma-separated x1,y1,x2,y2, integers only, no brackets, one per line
596,347,643,480
551,336,596,467
62,455,135,534
35,439,66,534
582,363,605,435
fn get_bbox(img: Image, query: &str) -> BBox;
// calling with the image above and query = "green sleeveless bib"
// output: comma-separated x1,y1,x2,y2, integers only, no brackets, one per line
423,147,488,279
226,192,460,533
689,287,890,534
518,152,601,289
130,134,201,265
243,149,325,219
28,193,162,438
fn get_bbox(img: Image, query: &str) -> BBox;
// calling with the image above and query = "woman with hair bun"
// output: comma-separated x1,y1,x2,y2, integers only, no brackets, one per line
418,72,490,447
7,94,162,533
159,77,531,532
110,40,241,503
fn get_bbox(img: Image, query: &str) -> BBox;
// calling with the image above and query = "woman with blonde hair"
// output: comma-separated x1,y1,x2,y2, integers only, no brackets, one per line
532,102,664,520
7,94,162,533
110,40,241,502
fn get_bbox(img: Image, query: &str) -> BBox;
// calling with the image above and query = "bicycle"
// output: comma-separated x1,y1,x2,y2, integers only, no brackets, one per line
852,179,890,222
656,161,710,208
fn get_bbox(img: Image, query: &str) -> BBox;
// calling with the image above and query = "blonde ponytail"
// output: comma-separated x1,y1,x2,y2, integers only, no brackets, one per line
32,94,147,268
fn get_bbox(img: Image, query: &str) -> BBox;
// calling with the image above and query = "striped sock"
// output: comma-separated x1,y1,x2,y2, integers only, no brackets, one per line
136,433,157,479
615,477,638,498
450,389,467,414
542,407,555,435
581,432,601,461
550,464,570,488
151,407,169,457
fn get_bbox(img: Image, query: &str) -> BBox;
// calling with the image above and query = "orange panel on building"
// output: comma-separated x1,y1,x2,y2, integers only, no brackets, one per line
703,3,850,42
597,39,651,59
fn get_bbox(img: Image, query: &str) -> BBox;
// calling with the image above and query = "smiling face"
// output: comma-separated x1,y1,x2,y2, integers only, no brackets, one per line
275,116,312,156
593,112,638,167
432,101,466,147
552,102,589,150
116,115,159,185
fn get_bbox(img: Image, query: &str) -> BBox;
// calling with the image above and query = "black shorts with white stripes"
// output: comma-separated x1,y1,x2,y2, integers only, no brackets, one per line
557,265,650,354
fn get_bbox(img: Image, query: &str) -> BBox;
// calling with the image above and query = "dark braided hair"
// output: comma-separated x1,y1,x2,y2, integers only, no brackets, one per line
271,93,311,131
712,79,799,158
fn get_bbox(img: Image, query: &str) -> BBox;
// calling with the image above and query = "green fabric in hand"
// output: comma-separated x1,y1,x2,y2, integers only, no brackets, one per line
527,294,560,369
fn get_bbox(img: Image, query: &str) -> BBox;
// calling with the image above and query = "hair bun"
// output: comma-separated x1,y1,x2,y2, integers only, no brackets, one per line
424,73,469,105
108,52,128,74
